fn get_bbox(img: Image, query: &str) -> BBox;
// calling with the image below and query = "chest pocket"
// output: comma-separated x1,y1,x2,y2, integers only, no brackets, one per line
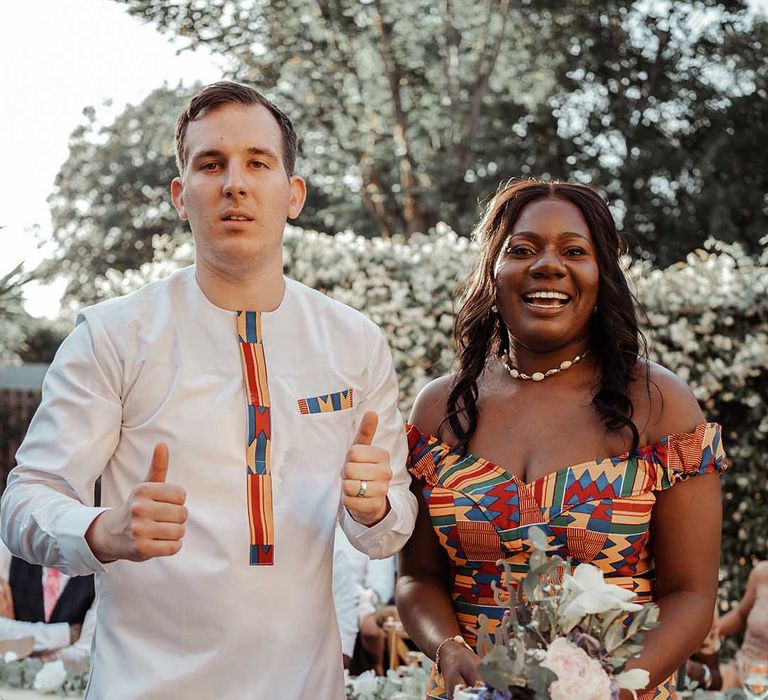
297,388,354,415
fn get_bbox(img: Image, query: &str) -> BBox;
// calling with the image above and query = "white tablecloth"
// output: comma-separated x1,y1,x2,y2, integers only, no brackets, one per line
0,689,82,700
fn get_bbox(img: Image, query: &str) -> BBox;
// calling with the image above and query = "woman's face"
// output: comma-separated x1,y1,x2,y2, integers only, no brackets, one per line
494,198,600,354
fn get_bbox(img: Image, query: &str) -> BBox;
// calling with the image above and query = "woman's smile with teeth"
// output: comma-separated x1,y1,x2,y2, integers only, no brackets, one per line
522,290,572,308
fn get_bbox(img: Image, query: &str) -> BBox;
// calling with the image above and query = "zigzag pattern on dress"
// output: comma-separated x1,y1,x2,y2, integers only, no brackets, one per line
406,422,727,700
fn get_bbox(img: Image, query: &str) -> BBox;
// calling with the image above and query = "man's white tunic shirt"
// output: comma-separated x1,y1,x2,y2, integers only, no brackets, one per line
1,266,416,699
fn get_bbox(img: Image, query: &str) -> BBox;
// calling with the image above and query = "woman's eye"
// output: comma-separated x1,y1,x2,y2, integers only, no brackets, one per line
507,246,533,255
564,247,586,257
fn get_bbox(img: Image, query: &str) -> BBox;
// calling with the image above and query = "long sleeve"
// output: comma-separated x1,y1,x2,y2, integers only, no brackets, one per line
338,324,417,559
0,616,70,652
0,315,119,575
55,599,96,670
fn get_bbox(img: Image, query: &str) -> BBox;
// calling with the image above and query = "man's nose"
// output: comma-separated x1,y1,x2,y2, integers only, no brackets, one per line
222,166,247,198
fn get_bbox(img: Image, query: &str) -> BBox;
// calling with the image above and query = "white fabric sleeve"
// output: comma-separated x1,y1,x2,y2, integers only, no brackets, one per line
0,540,12,578
0,314,120,575
339,324,417,559
332,544,359,658
365,555,396,604
357,587,377,622
55,597,97,669
0,617,70,652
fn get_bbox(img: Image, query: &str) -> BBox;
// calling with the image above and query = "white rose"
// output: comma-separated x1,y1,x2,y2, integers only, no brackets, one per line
33,660,67,694
615,668,650,691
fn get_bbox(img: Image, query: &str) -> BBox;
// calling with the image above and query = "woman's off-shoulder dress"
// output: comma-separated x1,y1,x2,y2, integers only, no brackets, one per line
406,422,728,699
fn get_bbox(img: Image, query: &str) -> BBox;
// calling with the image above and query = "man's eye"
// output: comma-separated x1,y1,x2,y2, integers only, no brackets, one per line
250,160,266,168
200,162,219,171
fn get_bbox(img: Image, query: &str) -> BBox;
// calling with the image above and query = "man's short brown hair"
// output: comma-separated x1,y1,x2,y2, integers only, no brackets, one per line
174,81,298,177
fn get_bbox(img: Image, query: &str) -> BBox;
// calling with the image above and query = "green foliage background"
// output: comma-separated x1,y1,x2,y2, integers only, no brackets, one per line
41,1,768,304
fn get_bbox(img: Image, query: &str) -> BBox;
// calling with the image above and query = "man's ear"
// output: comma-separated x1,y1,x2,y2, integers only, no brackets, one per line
287,175,307,220
171,177,188,221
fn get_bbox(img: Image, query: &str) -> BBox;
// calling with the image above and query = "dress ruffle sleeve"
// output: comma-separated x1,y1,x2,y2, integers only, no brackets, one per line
649,422,728,491
405,424,452,486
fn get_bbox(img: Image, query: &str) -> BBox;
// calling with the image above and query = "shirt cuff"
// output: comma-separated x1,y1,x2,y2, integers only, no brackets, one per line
46,623,71,651
341,502,399,547
56,505,111,575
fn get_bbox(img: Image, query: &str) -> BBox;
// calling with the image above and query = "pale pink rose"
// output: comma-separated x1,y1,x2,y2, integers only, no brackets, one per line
541,637,612,700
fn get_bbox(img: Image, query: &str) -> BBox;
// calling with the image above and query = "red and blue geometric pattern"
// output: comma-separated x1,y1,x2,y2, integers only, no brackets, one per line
407,422,727,699
238,311,274,566
298,388,354,415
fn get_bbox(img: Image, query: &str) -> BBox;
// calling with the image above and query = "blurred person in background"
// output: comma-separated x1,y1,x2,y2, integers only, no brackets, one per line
334,523,397,675
0,540,94,674
687,561,768,691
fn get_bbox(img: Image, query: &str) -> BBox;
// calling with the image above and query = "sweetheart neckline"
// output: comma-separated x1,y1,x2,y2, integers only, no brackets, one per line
406,421,715,486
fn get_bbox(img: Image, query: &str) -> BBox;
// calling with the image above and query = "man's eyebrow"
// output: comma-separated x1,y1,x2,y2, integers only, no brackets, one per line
246,146,279,160
190,147,279,161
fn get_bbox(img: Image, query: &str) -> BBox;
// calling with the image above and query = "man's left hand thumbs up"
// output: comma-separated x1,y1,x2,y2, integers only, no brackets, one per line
342,411,392,526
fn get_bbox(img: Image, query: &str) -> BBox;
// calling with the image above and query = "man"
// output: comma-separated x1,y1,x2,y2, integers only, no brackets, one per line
0,541,95,673
1,82,417,699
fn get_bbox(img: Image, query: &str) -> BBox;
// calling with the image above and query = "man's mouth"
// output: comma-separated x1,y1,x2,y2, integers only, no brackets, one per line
221,210,254,222
521,291,572,309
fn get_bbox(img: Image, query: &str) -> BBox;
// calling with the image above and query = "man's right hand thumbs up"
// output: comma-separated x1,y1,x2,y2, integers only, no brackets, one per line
85,443,187,563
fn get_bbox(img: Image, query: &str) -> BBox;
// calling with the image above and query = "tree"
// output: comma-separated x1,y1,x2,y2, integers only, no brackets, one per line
43,86,191,304
45,1,767,304
0,260,36,365
115,0,767,255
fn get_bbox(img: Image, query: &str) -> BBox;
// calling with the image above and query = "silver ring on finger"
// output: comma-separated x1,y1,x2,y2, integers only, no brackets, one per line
355,479,368,498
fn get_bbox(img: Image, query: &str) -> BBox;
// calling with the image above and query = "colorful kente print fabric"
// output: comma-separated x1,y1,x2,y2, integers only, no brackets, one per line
406,422,727,700
298,389,354,415
237,311,274,566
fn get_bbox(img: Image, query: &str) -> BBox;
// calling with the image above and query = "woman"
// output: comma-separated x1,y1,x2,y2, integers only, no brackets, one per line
396,180,727,699
688,561,768,691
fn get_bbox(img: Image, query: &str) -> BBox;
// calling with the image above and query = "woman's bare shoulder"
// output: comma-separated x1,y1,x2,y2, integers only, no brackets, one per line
630,359,706,443
408,374,457,439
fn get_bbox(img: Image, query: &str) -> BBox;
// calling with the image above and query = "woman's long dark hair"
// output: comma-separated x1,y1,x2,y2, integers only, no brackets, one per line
444,179,648,453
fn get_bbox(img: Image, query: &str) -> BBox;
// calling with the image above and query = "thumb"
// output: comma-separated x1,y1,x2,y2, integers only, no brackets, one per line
145,443,169,483
353,411,378,447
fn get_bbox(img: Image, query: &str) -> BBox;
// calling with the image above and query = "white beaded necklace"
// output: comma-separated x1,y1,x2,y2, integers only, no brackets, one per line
500,349,589,382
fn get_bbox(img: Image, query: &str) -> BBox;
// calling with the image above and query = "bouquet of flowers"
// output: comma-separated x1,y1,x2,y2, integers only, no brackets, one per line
456,527,659,700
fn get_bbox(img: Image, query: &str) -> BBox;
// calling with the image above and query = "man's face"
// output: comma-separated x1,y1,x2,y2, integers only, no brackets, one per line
171,102,306,274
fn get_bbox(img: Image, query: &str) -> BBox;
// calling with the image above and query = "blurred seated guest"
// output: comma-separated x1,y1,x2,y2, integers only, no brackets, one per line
334,524,396,675
686,608,725,690
689,561,768,691
333,535,360,669
0,540,95,672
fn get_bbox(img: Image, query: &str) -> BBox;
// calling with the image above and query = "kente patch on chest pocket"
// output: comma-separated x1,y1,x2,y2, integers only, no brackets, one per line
297,388,354,415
